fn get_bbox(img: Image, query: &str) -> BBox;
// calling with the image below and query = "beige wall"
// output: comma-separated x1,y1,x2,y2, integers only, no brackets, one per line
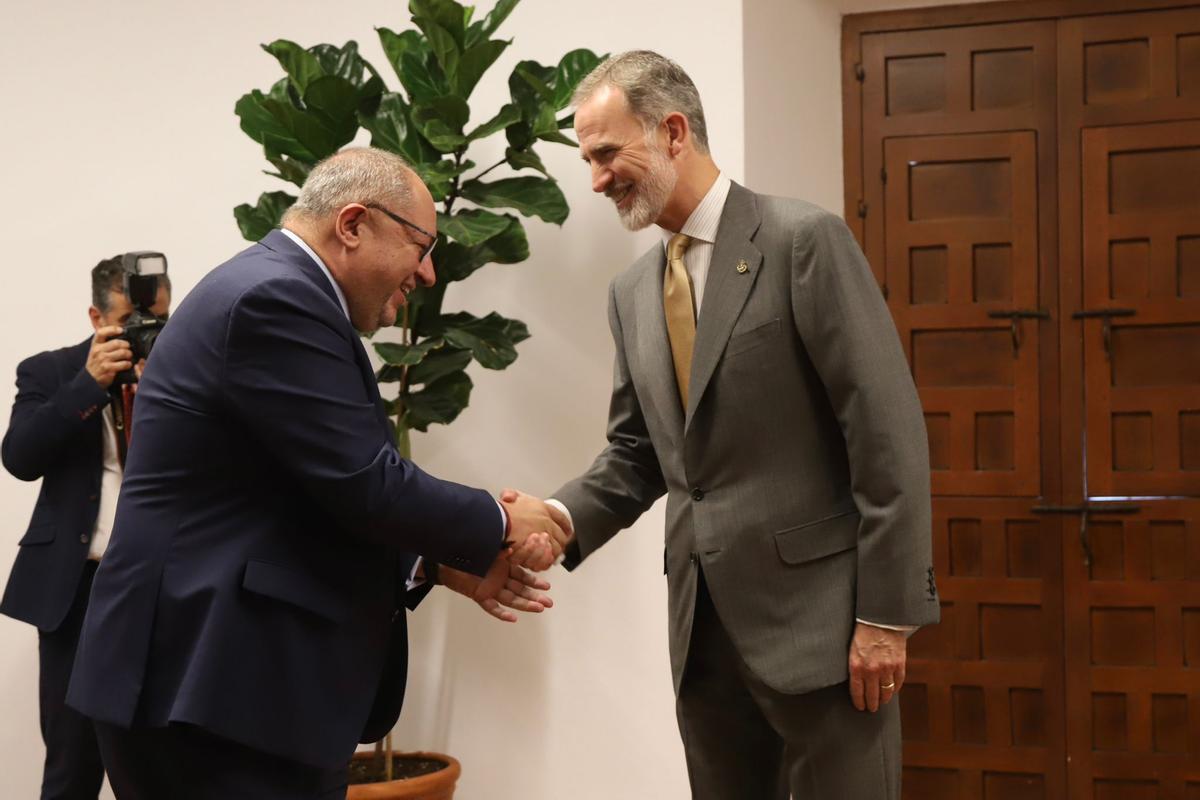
0,1,743,798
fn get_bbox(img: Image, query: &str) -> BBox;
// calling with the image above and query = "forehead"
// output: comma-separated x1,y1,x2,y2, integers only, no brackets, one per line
576,86,643,148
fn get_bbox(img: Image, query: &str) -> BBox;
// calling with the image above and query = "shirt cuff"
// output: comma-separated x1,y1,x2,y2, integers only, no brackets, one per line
544,499,572,566
405,557,425,592
856,617,919,635
496,499,509,543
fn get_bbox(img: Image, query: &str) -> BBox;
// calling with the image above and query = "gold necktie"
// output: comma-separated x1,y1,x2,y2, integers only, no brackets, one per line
663,233,696,407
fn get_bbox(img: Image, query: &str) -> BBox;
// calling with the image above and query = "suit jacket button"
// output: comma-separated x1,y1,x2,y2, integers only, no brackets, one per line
79,534,90,544
690,488,705,501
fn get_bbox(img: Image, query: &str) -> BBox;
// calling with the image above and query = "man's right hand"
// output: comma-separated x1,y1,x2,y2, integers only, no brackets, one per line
86,326,132,389
500,489,573,571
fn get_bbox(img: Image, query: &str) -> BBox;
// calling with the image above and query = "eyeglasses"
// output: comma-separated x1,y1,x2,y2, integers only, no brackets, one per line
365,203,437,262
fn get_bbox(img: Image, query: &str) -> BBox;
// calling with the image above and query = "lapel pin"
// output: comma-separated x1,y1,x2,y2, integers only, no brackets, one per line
736,259,749,274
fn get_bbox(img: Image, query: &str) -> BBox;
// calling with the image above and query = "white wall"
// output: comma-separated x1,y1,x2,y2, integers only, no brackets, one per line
0,1,742,799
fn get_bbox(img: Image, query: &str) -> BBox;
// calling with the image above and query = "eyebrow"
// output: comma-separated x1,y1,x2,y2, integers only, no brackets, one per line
581,143,617,162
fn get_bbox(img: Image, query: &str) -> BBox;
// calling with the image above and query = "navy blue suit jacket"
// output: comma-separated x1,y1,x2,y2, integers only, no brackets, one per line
1,338,110,632
67,230,502,768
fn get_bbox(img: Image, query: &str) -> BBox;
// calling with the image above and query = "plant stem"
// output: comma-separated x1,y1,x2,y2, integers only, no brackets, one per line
471,156,506,182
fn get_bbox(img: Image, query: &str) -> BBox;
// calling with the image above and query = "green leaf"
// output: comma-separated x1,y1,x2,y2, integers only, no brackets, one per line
456,39,508,99
302,75,361,135
419,21,460,86
516,63,555,104
310,41,369,83
412,95,470,151
236,80,321,161
459,176,569,224
399,50,448,103
377,27,422,73
403,370,473,431
262,40,324,94
476,0,519,40
375,338,445,367
552,48,604,110
466,102,521,142
407,346,473,386
437,208,512,247
476,215,529,263
263,148,312,186
410,0,467,47
504,146,549,176
404,282,447,338
440,311,530,369
507,59,554,117
358,93,442,166
234,191,295,241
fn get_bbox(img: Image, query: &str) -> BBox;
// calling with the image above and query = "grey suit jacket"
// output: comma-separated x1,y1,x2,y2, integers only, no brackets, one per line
555,182,939,695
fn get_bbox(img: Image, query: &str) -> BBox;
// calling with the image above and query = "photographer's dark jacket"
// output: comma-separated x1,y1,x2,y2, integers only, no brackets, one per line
66,229,502,770
1,338,110,632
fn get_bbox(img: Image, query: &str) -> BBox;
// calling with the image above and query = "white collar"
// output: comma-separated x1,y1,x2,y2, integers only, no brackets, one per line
279,227,351,321
659,172,731,249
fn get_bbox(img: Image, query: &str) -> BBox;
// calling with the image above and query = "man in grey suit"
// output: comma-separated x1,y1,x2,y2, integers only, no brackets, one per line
529,51,939,798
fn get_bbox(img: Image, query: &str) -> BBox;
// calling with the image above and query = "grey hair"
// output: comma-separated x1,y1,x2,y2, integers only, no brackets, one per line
572,50,710,154
283,147,416,224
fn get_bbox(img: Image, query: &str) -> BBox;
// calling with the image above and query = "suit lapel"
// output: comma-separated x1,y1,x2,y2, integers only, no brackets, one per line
685,184,763,430
633,245,685,434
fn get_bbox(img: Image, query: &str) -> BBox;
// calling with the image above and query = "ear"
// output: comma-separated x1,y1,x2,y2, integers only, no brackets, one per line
662,112,690,158
333,204,370,250
88,306,102,331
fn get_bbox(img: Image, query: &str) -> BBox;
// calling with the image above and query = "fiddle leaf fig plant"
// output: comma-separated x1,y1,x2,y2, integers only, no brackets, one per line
233,0,603,454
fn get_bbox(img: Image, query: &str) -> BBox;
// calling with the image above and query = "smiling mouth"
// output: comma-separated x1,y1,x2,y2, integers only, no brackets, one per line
609,185,633,207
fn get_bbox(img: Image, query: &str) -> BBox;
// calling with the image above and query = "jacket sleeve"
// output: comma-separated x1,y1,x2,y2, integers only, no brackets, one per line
1,350,108,481
789,211,938,628
554,279,667,569
222,277,503,578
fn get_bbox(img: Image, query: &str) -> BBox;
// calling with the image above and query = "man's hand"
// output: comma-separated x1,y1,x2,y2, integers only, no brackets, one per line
499,489,573,571
86,326,132,389
440,555,553,623
848,622,907,712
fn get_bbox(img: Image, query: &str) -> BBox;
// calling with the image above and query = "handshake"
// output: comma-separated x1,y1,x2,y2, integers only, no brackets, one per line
437,489,572,624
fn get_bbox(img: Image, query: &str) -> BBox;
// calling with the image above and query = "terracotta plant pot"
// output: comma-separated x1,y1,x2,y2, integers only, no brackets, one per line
345,751,461,800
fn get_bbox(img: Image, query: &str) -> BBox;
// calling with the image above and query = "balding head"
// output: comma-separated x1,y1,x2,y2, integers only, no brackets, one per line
281,147,438,335
283,147,420,226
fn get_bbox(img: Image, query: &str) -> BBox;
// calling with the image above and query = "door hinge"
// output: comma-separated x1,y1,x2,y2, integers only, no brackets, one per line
857,200,868,218
854,63,865,82
880,167,888,184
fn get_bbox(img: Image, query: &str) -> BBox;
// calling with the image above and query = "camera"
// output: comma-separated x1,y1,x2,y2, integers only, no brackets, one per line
114,251,169,386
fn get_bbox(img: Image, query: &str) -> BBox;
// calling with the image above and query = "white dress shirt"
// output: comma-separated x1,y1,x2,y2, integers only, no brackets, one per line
87,406,122,561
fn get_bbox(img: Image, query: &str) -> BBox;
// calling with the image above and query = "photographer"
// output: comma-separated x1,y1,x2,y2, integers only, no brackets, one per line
0,255,170,800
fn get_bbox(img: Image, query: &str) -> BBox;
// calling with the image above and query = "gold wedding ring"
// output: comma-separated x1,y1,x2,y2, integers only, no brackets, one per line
881,682,896,690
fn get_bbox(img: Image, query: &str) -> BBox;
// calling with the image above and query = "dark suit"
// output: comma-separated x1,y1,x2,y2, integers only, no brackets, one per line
66,230,503,795
2,337,112,800
555,184,938,798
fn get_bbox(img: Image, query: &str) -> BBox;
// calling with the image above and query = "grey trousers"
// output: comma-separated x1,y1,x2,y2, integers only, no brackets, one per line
675,571,900,800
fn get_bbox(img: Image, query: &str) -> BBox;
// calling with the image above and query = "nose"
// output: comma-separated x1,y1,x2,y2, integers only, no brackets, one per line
591,163,612,194
417,254,436,288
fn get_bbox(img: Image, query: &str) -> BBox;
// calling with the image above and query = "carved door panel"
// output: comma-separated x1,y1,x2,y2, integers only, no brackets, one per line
885,132,1042,498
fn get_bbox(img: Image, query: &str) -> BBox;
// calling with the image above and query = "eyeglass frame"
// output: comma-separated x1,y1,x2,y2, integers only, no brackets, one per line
364,202,437,262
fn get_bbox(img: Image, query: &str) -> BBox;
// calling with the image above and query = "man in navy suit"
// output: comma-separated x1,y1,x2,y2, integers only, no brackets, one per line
66,147,568,799
1,257,170,800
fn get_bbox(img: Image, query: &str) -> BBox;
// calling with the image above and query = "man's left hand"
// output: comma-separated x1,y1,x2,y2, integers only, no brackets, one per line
847,622,907,712
440,556,553,623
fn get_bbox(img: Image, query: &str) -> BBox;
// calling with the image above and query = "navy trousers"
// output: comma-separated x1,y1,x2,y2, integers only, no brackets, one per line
94,721,349,800
38,559,104,800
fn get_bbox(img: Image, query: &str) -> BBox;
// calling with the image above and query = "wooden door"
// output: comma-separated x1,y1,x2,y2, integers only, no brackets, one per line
844,2,1200,798
860,20,1066,800
1059,9,1200,796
